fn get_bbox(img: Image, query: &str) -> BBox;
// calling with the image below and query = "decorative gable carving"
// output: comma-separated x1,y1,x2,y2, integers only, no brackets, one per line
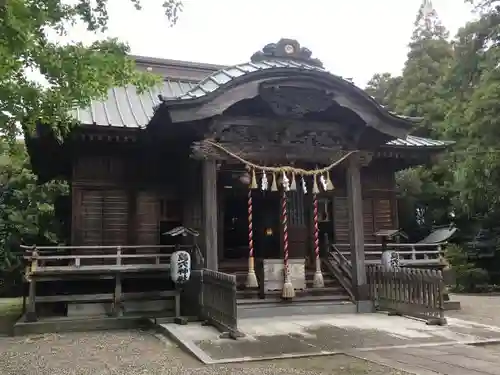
251,38,323,68
259,85,334,118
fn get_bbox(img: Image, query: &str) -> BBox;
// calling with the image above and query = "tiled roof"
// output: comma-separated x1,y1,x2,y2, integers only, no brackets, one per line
71,80,197,128
386,135,454,148
71,59,450,149
172,59,325,100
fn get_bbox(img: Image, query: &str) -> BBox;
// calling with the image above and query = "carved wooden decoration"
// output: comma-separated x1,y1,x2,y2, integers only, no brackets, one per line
259,85,335,118
191,139,350,164
202,116,356,163
251,38,323,68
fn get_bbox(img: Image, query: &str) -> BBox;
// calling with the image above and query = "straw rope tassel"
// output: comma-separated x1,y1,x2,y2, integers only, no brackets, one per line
281,189,295,299
312,194,324,288
246,189,258,288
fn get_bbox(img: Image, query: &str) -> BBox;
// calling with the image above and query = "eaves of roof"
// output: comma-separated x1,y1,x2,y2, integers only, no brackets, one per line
70,58,449,150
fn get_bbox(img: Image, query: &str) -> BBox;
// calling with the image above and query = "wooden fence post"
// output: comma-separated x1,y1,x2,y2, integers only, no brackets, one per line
26,246,38,322
112,246,123,316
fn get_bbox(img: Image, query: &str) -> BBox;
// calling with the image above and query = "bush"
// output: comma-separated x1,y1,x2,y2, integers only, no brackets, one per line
445,243,490,292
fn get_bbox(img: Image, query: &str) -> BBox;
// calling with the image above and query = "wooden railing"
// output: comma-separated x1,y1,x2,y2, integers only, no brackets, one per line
20,244,190,322
366,265,446,325
200,269,242,338
334,243,444,266
21,244,191,268
322,235,355,300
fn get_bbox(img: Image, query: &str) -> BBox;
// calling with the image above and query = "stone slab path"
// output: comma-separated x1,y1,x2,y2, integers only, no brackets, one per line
157,313,500,364
357,344,500,375
353,294,500,375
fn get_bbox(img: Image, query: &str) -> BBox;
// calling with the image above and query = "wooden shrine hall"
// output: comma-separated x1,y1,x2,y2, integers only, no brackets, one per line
24,39,452,320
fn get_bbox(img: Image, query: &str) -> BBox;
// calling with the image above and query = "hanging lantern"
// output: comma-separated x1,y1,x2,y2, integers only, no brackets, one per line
239,171,250,185
271,172,278,191
250,168,258,189
261,172,269,191
290,172,297,191
301,176,308,194
170,250,191,284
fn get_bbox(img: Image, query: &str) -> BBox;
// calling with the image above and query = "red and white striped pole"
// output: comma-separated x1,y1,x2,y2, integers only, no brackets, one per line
281,188,295,299
246,189,258,288
312,194,324,288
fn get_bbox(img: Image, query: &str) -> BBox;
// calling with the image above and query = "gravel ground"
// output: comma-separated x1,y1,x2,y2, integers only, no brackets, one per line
447,293,500,326
0,329,408,375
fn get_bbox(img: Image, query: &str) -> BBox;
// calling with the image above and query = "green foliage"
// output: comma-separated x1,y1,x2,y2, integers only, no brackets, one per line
0,141,68,271
366,1,500,290
0,140,68,297
0,0,183,141
392,1,452,137
364,73,402,110
445,244,490,292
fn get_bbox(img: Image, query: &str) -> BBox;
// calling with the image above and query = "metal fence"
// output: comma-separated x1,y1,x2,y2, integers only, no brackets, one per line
366,265,447,325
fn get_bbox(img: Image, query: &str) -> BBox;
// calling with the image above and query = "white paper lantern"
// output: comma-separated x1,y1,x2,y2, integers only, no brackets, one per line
170,250,191,284
381,250,400,270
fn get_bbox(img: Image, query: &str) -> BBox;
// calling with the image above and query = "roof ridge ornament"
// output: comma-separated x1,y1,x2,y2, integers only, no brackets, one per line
251,39,323,68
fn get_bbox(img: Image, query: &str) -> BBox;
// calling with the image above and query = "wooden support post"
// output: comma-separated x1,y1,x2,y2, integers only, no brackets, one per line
203,159,218,271
25,247,38,322
346,156,370,313
113,246,123,316
26,280,37,322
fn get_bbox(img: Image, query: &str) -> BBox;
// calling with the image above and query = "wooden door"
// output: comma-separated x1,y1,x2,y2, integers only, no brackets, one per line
136,191,160,245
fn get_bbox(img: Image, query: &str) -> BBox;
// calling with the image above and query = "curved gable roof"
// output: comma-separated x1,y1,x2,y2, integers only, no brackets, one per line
162,58,418,129
155,39,420,138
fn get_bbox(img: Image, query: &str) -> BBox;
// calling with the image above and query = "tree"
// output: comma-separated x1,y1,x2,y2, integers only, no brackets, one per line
364,73,401,110
445,9,500,222
0,140,68,295
0,0,183,141
365,1,455,237
393,0,452,137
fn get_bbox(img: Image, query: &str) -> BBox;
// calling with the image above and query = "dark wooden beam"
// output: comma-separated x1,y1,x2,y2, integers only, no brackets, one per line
202,159,218,270
209,115,347,132
191,140,347,164
346,154,370,312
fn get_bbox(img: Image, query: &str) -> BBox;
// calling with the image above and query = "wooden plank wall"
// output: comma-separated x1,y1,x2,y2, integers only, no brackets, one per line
333,163,398,245
71,152,184,249
71,156,129,247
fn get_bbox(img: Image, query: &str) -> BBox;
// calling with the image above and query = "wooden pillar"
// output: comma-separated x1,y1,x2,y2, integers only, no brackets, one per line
26,280,37,322
25,248,38,322
112,246,123,316
346,155,370,312
203,159,218,270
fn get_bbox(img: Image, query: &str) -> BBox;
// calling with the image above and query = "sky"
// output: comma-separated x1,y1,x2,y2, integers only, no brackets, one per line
62,0,476,87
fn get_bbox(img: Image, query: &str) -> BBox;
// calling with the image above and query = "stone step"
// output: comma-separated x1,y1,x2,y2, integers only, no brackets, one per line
236,286,348,299
235,280,341,292
231,272,343,292
237,298,355,319
237,293,348,304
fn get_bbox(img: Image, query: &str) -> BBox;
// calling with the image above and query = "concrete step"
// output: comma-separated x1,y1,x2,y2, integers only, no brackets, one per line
231,271,346,297
237,298,355,319
230,271,340,283
236,286,347,299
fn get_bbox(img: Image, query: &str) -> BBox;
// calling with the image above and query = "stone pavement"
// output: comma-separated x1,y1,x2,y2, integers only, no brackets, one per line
157,313,500,364
356,344,500,375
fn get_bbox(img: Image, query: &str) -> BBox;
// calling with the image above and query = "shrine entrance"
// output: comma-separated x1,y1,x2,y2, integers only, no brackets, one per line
253,191,281,259
222,187,280,261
